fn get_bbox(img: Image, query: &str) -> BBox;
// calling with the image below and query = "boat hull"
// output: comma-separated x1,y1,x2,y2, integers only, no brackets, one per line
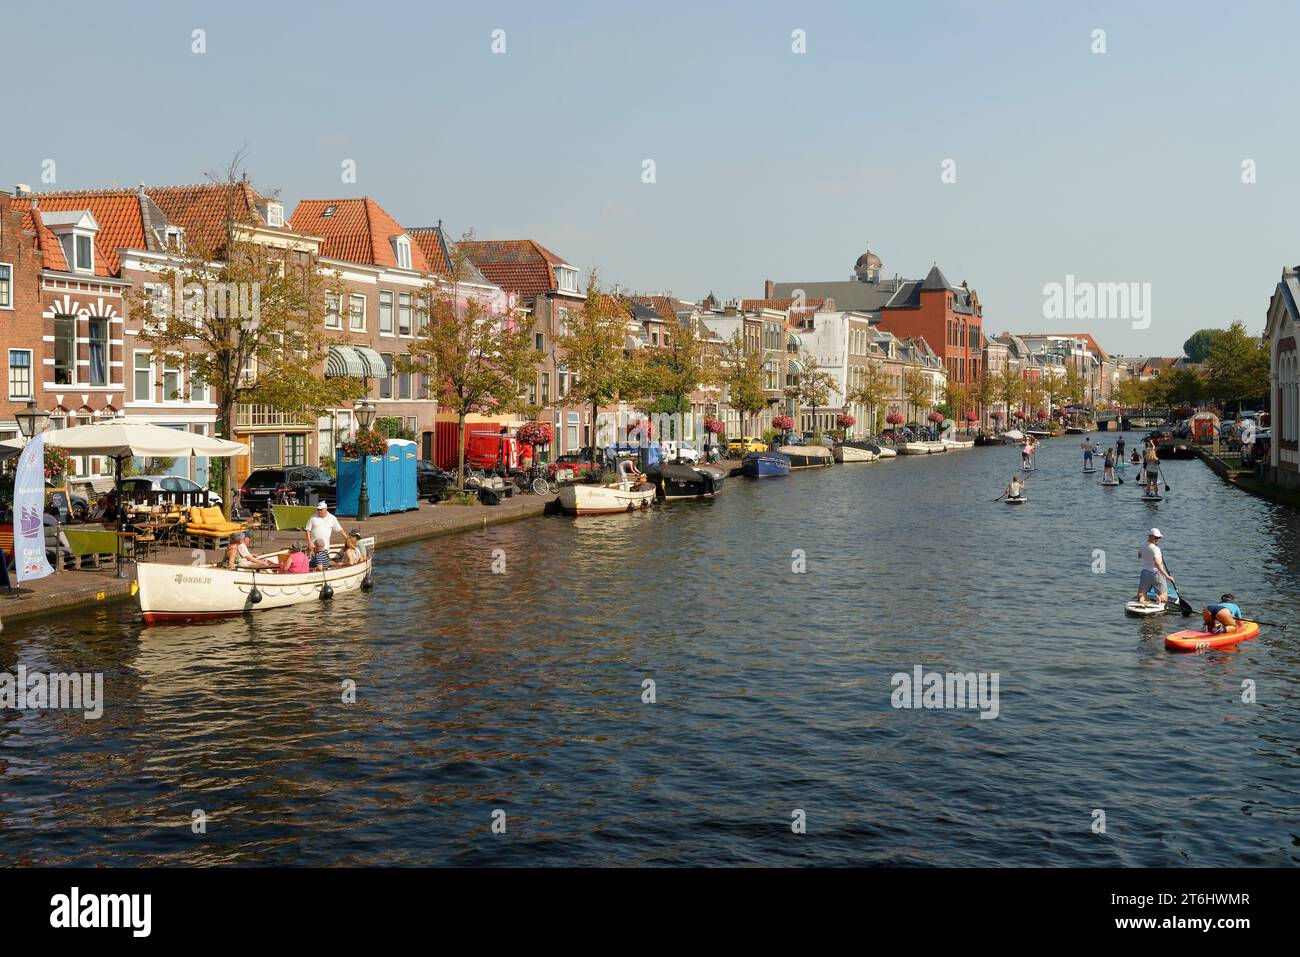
558,482,656,514
742,451,791,477
833,444,878,463
137,554,372,624
777,445,834,469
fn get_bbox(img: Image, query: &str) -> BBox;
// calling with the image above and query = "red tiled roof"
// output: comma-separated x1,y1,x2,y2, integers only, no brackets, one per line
290,198,429,271
408,227,451,275
22,189,147,276
146,182,267,257
631,294,690,320
21,208,69,272
460,239,571,298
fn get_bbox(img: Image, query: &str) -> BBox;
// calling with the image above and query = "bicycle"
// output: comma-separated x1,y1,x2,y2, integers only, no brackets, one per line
513,464,559,495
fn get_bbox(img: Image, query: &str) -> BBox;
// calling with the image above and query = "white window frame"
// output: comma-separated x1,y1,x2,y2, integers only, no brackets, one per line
162,355,183,403
133,351,154,403
393,236,412,270
53,314,77,386
349,294,366,332
265,202,284,227
73,232,94,273
379,291,394,335
325,291,342,330
8,348,33,400
398,293,412,337
0,262,12,310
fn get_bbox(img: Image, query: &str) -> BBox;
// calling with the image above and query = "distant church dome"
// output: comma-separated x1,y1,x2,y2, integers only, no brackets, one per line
854,247,882,281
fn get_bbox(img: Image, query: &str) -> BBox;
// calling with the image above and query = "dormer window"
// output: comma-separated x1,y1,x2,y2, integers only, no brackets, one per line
44,209,99,275
156,225,185,251
393,236,412,270
264,202,283,227
556,266,579,294
74,234,93,273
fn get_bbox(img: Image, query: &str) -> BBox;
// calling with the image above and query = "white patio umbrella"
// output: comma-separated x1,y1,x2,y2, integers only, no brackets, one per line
2,422,248,578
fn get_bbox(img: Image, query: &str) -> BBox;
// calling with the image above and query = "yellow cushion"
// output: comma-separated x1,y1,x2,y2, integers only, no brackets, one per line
202,506,225,525
189,506,205,524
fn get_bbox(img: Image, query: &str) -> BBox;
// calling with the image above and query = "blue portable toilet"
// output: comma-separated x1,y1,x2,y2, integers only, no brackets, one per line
399,439,418,510
383,439,416,512
335,450,388,517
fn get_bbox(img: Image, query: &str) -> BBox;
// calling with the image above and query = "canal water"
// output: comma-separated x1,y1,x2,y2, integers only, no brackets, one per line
2,434,1298,866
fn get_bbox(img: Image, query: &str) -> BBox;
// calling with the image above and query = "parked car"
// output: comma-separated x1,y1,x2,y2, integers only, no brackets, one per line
120,475,222,507
416,460,455,502
726,436,767,454
659,440,700,463
239,466,336,510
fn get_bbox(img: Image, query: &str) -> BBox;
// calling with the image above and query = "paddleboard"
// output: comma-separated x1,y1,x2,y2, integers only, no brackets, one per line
1125,600,1166,615
1005,496,1027,504
1141,494,1163,502
1164,621,1260,653
1083,467,1097,473
1101,480,1120,486
1022,465,1037,472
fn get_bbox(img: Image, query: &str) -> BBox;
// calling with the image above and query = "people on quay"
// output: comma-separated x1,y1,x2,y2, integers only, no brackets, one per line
1102,446,1117,482
304,501,344,551
309,541,332,571
1201,594,1243,634
1006,475,1025,499
1143,444,1161,495
279,542,309,574
226,531,275,570
1135,528,1174,607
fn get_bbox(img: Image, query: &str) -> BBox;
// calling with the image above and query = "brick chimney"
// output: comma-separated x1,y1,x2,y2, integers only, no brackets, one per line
764,279,775,298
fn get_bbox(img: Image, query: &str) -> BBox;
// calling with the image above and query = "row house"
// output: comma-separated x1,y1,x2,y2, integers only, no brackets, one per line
701,301,794,437
787,308,877,436
1265,265,1299,487
627,294,726,439
288,200,493,465
460,239,593,458
867,330,947,426
876,264,984,393
3,184,219,485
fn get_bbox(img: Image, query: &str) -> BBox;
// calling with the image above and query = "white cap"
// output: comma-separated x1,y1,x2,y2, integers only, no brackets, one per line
316,501,328,510
1148,528,1162,538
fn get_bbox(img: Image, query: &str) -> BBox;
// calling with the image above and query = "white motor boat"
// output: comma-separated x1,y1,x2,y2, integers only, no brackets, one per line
137,549,372,624
833,442,879,463
558,460,656,514
899,441,946,454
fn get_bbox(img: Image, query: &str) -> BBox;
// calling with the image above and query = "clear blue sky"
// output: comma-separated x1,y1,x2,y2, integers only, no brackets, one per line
5,0,1296,355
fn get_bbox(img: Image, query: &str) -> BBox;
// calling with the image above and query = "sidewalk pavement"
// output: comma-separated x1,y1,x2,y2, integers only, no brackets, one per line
0,492,554,628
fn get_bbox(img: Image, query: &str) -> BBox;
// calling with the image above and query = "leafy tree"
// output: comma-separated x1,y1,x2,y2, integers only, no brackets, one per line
1204,320,1269,413
994,368,1024,420
970,369,998,429
558,270,640,466
902,370,932,422
398,233,539,486
133,155,363,515
1183,328,1225,364
1162,367,1204,407
720,330,767,441
845,361,888,434
640,307,720,437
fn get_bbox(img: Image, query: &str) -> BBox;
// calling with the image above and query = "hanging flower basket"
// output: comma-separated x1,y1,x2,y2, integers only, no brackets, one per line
1013,410,1025,420
772,415,795,431
990,410,1005,422
963,412,978,422
1035,409,1048,421
341,429,388,458
515,421,553,447
886,412,904,426
44,444,72,483
835,414,855,428
927,411,944,424
703,416,724,435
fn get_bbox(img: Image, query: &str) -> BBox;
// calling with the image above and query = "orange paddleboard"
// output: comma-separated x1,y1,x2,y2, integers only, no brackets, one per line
1164,621,1260,653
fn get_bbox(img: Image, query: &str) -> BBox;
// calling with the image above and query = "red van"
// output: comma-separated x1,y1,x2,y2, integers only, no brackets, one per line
464,430,530,473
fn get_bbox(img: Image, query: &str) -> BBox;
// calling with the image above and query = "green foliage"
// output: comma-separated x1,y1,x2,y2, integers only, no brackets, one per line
1204,321,1269,411
319,456,336,478
1183,328,1226,364
374,416,413,440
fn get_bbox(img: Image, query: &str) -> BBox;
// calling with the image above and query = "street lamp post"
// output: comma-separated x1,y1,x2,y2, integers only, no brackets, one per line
15,400,50,443
354,398,377,522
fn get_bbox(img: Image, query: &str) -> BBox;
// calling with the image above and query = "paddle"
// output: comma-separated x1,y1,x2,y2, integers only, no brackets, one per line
1157,464,1171,493
1238,617,1289,631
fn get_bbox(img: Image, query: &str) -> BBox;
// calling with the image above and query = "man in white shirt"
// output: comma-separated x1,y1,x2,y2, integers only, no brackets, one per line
1135,527,1174,606
304,501,344,553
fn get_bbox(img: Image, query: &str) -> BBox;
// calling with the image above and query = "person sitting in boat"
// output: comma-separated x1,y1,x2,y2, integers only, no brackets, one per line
1201,594,1243,634
1006,475,1025,499
1135,528,1173,607
349,528,369,560
339,534,363,567
279,542,309,574
1101,447,1117,482
1143,446,1161,495
225,531,275,570
309,540,332,571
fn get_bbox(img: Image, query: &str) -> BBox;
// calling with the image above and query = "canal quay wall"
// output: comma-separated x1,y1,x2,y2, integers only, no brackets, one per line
1198,448,1300,509
0,493,552,628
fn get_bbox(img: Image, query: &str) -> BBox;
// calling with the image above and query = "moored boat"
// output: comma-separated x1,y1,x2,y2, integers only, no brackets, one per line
646,462,724,499
899,441,946,454
777,445,834,469
559,460,656,514
741,450,791,477
833,441,879,463
137,551,372,624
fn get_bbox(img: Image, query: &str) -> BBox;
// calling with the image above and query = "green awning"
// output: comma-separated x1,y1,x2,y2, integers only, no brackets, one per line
326,344,367,378
787,358,805,375
355,346,388,378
